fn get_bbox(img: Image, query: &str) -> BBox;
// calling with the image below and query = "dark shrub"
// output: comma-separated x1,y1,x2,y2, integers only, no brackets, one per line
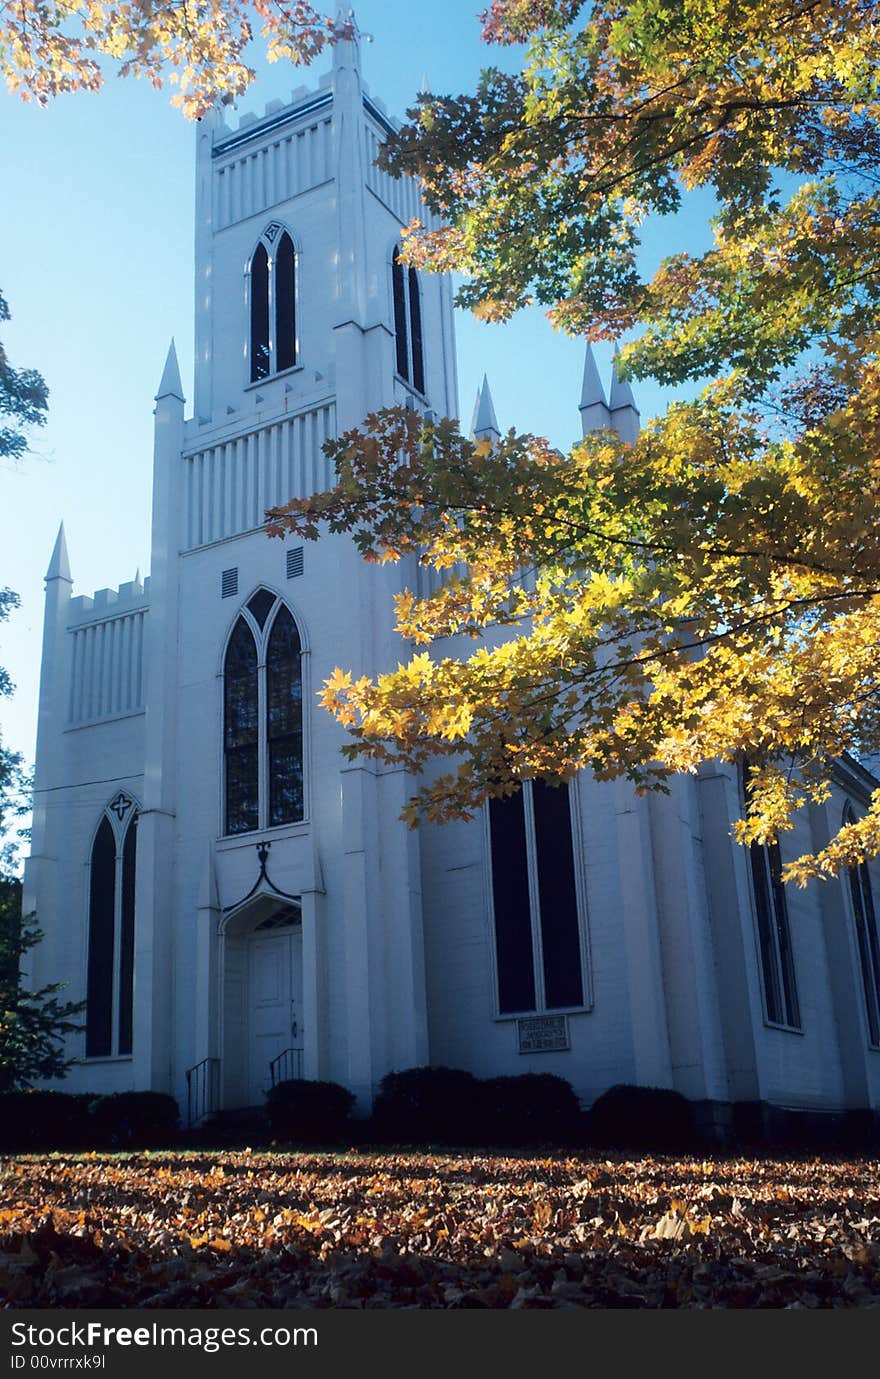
265,1079,355,1143
586,1083,693,1151
88,1091,180,1148
372,1066,481,1144
0,1090,93,1152
480,1073,580,1146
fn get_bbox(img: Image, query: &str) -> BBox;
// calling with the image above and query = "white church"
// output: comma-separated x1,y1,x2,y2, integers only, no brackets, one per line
24,25,880,1137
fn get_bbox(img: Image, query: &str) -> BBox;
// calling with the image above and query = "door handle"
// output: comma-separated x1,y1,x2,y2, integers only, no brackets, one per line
291,1019,298,1040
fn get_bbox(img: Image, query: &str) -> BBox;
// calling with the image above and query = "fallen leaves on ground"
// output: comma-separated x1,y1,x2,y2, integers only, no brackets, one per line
1,1149,879,1307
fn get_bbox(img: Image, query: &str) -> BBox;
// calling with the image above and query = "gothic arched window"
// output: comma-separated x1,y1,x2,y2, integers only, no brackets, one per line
844,804,880,1046
249,226,297,383
250,242,270,382
267,606,304,826
86,797,138,1058
223,591,304,835
487,781,587,1015
275,231,296,373
392,246,425,395
224,617,259,834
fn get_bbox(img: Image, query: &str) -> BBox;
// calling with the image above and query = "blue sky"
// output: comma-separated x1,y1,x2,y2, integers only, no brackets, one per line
0,1,709,804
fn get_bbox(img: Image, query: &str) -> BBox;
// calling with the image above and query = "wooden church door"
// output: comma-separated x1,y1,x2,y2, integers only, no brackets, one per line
246,927,303,1104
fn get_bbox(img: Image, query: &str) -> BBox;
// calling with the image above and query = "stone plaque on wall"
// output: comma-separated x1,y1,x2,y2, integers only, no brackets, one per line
517,1015,569,1053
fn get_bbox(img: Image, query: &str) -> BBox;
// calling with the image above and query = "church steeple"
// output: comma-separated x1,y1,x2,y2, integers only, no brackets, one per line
155,339,185,404
45,522,72,584
471,374,501,443
609,348,640,444
579,343,611,435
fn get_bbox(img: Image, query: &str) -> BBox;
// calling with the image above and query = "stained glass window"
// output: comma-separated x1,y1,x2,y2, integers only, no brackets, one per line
247,587,276,629
249,228,297,381
86,817,116,1057
86,809,137,1059
250,242,270,382
267,606,304,826
408,265,425,395
392,246,426,394
392,247,409,380
224,617,259,834
275,232,296,373
223,594,305,834
118,813,137,1056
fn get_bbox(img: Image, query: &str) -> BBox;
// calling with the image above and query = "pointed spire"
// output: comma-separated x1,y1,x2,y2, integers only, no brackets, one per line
471,374,501,443
45,522,72,584
333,5,361,71
133,567,142,592
155,339,185,404
609,348,640,444
579,343,611,436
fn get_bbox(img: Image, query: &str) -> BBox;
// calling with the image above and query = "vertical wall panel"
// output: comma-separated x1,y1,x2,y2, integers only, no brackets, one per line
182,403,336,549
105,619,116,717
133,611,144,708
67,610,147,726
213,116,336,230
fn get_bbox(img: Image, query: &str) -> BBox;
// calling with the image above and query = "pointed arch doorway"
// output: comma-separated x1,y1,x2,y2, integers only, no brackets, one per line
221,896,304,1107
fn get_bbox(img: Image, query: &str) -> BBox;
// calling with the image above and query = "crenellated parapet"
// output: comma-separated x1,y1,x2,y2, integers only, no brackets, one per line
211,88,334,233
67,574,149,625
206,69,434,236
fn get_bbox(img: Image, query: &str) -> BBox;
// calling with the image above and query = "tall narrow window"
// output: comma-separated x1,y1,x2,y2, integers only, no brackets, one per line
250,242,270,382
249,224,297,381
489,791,535,1014
488,781,587,1015
392,247,409,379
86,803,138,1059
267,606,303,826
744,766,800,1027
86,818,116,1057
275,232,296,373
392,246,426,394
223,592,305,835
118,814,137,1056
845,806,880,1046
224,618,259,835
408,265,425,395
533,779,584,1009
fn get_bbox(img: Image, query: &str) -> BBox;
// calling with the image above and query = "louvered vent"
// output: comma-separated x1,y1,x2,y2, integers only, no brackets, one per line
221,567,238,598
286,547,304,579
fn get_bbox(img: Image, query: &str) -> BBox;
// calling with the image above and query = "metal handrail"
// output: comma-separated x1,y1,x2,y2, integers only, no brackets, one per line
269,1047,303,1087
186,1056,220,1127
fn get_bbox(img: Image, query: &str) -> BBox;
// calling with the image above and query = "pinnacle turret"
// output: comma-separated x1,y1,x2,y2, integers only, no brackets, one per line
609,348,640,444
579,343,611,435
155,339,185,404
333,6,361,70
470,374,501,443
45,522,72,584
